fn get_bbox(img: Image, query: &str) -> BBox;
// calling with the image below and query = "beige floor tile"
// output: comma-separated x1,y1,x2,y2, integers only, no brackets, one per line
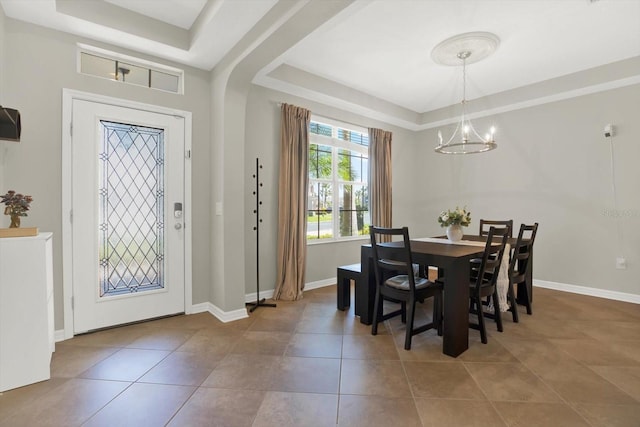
174,331,242,355
342,334,399,360
465,362,561,403
567,320,640,342
493,401,590,427
252,391,338,427
167,388,266,427
142,312,224,330
79,348,171,381
63,324,149,347
494,335,579,371
415,398,507,427
337,395,422,427
201,353,279,390
247,317,300,334
0,378,129,427
230,331,292,355
603,339,640,364
549,338,640,366
458,335,519,363
572,402,640,427
303,301,345,317
3,285,638,427
590,366,640,402
343,315,390,335
403,361,485,399
137,350,223,386
296,314,346,334
533,360,637,404
268,356,341,393
395,331,452,362
340,359,411,397
50,344,119,378
285,333,343,358
83,383,195,427
125,328,196,351
0,378,69,423
517,316,591,339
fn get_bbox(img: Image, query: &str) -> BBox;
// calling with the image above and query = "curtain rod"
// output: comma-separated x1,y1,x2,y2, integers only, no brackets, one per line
271,100,373,133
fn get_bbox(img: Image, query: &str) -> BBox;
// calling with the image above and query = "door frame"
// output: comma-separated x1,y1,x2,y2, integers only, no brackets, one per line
61,88,193,340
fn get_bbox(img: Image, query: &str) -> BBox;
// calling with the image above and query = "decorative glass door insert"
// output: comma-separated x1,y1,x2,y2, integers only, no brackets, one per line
71,97,185,333
98,121,165,297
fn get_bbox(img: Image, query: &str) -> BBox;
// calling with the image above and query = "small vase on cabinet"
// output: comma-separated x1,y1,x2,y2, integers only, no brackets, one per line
446,224,464,242
9,214,20,228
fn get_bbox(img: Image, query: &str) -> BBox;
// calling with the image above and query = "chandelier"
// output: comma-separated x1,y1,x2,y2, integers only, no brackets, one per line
432,32,499,155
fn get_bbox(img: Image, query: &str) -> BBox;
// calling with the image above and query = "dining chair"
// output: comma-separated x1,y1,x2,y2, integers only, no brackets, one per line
469,226,510,344
370,226,443,350
506,223,539,321
479,219,513,238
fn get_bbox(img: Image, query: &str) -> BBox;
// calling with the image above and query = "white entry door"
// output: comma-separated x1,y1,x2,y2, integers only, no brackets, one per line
71,99,185,333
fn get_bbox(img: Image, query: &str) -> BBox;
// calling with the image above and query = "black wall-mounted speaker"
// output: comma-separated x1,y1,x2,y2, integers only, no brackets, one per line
0,107,21,142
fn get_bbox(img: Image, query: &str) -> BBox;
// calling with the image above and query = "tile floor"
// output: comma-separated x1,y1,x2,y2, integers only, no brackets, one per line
1,286,639,426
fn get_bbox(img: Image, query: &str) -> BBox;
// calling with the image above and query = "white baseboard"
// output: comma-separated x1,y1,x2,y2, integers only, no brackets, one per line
534,280,640,304
243,279,335,303
244,288,275,303
55,329,66,343
191,302,249,323
305,278,337,291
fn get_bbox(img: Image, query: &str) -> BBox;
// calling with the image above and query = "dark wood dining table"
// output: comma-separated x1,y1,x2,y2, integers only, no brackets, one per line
356,234,533,358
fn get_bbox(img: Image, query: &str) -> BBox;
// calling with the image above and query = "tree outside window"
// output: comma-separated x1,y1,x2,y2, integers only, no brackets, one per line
307,120,369,241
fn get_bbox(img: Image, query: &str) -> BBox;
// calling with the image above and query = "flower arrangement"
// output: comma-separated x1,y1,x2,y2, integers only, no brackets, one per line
438,206,471,227
1,190,33,228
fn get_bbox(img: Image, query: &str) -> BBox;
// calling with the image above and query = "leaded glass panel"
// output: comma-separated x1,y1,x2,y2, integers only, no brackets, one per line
98,121,165,297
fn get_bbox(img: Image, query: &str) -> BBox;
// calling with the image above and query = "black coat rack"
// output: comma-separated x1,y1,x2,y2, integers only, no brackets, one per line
246,158,276,313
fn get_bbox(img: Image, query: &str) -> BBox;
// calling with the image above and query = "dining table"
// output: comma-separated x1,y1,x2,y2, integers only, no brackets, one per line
356,234,533,358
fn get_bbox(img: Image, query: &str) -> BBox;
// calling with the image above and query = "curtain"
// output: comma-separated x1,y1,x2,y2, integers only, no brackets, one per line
274,103,311,301
368,128,392,239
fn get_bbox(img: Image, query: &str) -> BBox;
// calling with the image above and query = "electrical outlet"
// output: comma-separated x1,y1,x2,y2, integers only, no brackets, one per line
616,257,626,269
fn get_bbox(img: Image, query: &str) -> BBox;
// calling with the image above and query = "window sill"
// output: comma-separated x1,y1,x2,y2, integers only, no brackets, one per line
307,235,369,246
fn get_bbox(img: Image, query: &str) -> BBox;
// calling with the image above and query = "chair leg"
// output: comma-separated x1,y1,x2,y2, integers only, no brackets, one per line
508,282,519,323
401,301,407,324
523,285,533,315
475,297,487,344
371,287,382,336
493,290,503,333
404,299,416,350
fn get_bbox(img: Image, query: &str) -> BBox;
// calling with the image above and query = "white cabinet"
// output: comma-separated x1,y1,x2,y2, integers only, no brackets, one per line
0,232,54,392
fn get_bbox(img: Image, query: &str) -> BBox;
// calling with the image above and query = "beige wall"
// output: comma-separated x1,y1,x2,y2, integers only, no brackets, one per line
416,84,640,295
1,19,212,329
244,85,421,290
245,83,639,297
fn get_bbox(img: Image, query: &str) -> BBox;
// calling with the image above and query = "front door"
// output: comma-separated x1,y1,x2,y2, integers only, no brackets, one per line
71,99,185,333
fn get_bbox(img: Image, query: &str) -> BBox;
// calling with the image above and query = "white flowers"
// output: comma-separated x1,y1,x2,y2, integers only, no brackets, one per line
438,206,471,227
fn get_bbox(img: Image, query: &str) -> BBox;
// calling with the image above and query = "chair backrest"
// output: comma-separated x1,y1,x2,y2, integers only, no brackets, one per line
479,219,513,238
369,226,417,292
508,223,539,282
473,226,510,292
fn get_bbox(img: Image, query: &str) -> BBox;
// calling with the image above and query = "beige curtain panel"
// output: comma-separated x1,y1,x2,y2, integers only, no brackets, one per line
368,128,392,240
273,103,311,301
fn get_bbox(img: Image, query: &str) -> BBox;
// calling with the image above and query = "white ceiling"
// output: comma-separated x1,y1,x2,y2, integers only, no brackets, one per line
1,0,639,123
